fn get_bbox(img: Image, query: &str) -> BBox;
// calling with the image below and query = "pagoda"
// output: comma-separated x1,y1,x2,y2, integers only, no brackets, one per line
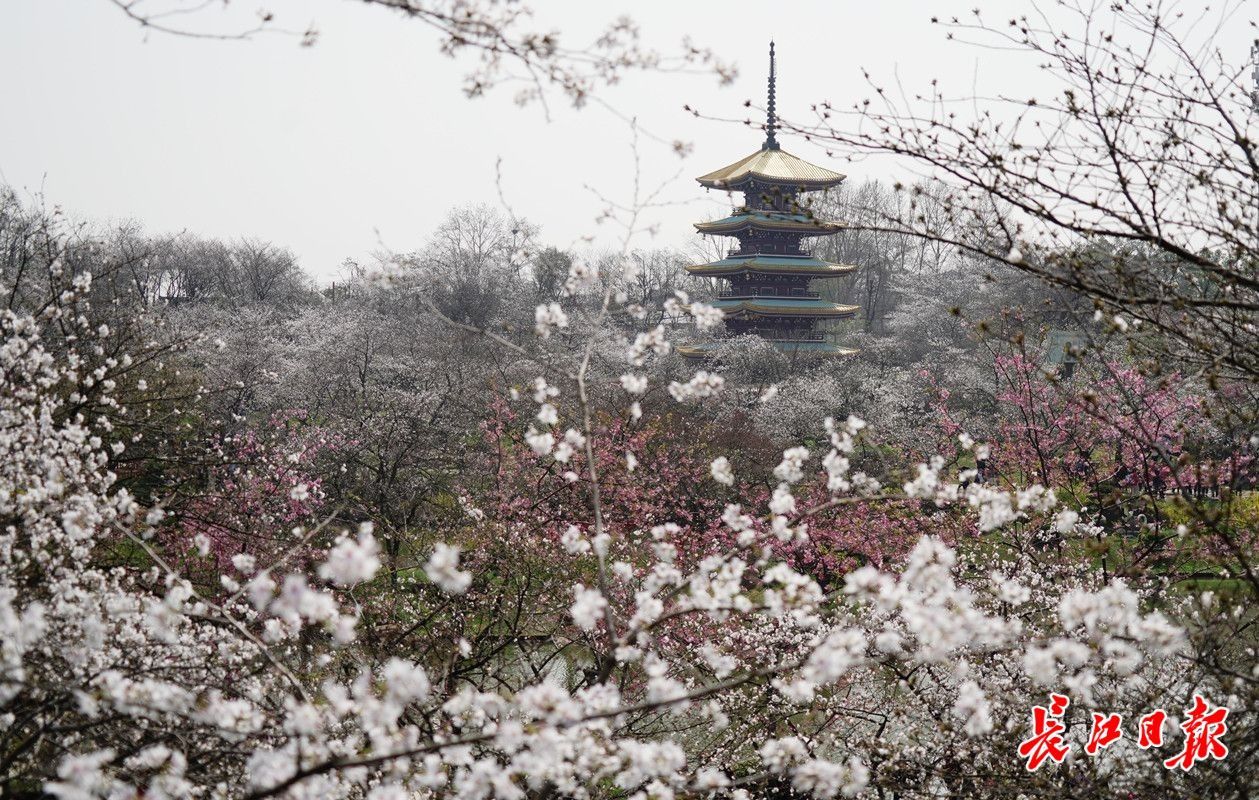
680,43,859,359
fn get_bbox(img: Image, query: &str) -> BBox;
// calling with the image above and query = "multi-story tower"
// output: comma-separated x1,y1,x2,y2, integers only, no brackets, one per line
680,43,859,359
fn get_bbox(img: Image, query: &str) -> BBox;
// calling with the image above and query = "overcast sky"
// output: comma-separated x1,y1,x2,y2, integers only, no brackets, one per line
1,1,1251,281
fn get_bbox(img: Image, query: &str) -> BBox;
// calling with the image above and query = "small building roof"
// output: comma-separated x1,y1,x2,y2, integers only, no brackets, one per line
696,147,846,190
1044,328,1084,365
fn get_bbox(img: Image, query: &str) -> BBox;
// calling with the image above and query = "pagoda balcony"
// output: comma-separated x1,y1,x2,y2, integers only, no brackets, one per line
743,329,828,343
719,287,821,299
727,246,807,258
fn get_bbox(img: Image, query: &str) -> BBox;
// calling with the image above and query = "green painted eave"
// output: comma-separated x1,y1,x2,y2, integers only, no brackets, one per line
695,211,841,236
686,254,857,277
679,340,858,359
711,297,860,318
772,341,859,355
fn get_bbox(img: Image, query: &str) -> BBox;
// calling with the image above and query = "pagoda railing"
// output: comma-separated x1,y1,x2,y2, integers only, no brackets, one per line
744,329,827,343
726,247,808,258
719,287,821,299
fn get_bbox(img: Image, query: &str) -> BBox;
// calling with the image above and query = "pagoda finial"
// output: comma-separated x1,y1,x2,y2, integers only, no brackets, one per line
764,41,779,150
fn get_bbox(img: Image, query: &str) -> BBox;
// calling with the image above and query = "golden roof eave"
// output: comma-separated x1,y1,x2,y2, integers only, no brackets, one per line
697,146,846,189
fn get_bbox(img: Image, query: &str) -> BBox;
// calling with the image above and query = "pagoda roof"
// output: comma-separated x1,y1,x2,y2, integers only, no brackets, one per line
697,147,846,190
686,254,857,278
695,211,841,236
679,341,858,359
710,297,859,319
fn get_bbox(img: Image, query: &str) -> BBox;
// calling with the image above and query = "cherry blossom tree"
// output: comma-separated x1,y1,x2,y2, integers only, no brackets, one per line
8,197,1254,798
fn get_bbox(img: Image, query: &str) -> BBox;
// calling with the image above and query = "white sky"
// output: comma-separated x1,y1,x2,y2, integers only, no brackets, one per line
1,1,1251,281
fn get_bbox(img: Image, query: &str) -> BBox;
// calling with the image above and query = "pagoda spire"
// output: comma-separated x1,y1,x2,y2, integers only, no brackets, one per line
764,41,779,150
